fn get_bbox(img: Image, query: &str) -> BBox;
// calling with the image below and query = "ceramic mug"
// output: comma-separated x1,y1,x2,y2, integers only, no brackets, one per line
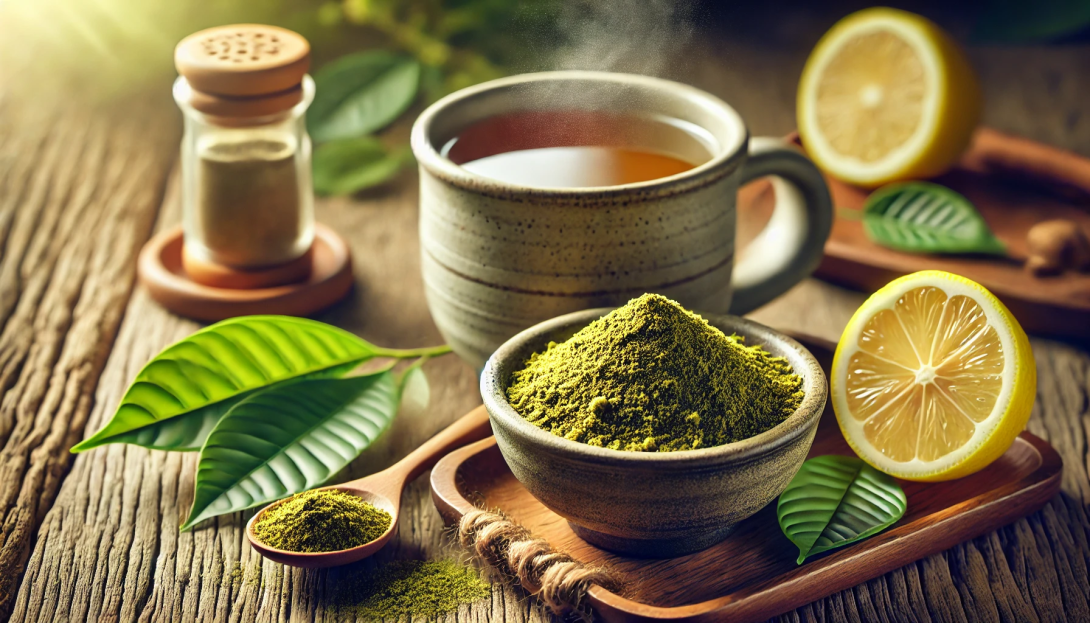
412,71,833,367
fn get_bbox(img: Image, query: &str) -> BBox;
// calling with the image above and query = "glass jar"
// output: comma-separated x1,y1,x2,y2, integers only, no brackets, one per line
173,25,314,269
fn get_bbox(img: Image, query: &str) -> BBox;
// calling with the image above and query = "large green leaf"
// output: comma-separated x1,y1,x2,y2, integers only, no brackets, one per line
101,360,363,451
308,51,421,142
313,137,411,196
106,394,247,452
182,371,400,530
72,317,378,452
863,182,1007,256
777,455,907,564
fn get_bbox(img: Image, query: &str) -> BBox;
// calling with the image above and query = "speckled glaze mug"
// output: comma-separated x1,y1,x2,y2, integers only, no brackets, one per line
412,71,833,368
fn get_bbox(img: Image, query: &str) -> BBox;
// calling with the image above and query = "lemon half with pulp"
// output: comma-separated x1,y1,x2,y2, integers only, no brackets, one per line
798,8,982,187
832,271,1035,481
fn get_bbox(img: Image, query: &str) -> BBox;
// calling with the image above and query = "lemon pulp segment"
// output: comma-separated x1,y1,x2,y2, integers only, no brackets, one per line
844,286,1004,462
815,30,927,164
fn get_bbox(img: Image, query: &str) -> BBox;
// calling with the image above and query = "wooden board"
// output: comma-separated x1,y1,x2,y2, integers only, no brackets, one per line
430,336,1063,622
739,129,1090,341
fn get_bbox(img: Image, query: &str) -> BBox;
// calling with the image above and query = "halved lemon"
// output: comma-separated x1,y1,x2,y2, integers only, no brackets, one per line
831,271,1036,481
798,8,982,188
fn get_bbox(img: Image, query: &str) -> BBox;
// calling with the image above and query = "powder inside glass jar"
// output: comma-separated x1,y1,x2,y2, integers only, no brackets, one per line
195,139,305,267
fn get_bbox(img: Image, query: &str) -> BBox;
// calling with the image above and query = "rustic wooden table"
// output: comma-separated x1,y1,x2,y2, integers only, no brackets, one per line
2,8,1089,623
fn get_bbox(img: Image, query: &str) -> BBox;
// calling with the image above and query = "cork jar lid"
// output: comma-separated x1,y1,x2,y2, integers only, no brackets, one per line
175,24,310,117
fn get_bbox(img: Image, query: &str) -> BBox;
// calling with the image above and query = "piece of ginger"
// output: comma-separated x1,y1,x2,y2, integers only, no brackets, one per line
1025,219,1090,276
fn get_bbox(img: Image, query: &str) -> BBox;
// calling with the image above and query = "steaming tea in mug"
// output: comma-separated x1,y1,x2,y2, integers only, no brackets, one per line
412,71,833,367
443,110,709,187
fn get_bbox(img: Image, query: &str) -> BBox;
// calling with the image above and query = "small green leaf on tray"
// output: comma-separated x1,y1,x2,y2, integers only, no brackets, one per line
777,455,907,564
308,51,421,142
182,371,400,530
862,181,1007,256
72,317,378,453
313,137,410,195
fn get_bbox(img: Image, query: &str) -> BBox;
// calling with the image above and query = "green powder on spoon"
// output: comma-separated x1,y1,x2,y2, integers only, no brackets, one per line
253,489,391,553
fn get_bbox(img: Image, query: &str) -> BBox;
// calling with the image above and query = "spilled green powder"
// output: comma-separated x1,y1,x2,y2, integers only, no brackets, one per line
506,293,805,452
226,562,243,589
332,559,490,618
252,489,391,553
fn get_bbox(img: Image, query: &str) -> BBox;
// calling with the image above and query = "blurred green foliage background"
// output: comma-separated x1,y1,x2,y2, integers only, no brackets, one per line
2,0,1084,194
0,0,567,193
0,0,561,102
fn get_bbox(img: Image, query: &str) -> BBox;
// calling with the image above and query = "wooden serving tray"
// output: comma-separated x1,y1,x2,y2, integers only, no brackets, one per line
430,336,1062,622
739,129,1090,341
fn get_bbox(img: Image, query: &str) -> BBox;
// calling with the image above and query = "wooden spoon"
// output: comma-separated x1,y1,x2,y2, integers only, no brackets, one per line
246,406,493,568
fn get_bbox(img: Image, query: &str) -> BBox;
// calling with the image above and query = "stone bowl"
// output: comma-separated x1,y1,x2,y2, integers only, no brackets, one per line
480,308,827,558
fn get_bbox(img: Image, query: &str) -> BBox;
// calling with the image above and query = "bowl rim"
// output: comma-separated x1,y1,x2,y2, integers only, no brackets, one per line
480,308,828,468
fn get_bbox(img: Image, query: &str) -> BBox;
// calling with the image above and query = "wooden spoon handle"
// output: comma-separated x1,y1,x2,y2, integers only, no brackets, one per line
373,406,493,489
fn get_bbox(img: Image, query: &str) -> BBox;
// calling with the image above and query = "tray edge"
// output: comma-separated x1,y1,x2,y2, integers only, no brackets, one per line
431,429,1063,623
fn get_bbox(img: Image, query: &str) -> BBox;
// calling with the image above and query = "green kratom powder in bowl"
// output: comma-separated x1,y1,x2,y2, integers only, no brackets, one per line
253,489,391,553
506,294,805,452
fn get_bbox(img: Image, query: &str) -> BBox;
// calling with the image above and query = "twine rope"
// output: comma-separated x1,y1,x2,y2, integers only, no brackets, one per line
456,509,620,616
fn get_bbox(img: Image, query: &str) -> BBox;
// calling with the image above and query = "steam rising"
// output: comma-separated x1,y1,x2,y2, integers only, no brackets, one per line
549,0,695,77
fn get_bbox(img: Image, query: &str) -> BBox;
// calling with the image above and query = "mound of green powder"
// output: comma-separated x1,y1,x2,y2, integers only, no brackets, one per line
506,293,805,452
333,559,490,618
253,489,391,553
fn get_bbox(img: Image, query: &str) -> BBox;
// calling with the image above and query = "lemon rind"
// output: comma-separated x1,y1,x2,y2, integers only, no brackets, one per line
831,271,1032,481
798,8,947,186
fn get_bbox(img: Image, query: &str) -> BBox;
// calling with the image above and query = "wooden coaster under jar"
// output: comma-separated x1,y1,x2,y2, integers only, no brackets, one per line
138,24,352,321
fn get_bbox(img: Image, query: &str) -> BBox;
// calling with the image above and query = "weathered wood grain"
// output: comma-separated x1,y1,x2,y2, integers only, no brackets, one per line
10,174,554,623
4,6,1090,623
0,93,179,620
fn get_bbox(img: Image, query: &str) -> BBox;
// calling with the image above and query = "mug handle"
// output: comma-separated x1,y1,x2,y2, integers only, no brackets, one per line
728,136,834,315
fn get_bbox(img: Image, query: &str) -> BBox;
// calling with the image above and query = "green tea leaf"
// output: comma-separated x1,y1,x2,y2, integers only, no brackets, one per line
72,317,378,452
182,371,400,530
101,360,364,451
104,393,246,452
308,51,420,142
777,455,907,564
863,182,1007,256
313,137,410,195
